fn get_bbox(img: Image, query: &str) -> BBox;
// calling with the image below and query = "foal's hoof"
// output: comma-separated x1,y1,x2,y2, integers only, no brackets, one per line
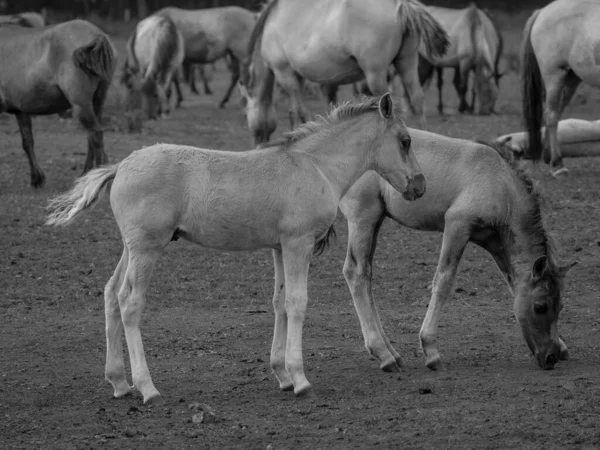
380,358,401,373
145,394,165,406
279,380,294,392
112,385,133,399
425,354,443,371
551,167,569,178
293,382,312,398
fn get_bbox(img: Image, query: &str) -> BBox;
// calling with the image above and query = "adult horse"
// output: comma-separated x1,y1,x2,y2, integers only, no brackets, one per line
521,0,600,177
240,0,449,145
46,94,426,404
340,131,576,374
0,20,115,187
418,4,503,115
121,15,184,119
0,12,45,27
156,6,256,108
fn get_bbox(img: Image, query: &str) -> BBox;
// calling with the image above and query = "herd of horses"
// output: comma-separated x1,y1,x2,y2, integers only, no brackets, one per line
0,0,593,404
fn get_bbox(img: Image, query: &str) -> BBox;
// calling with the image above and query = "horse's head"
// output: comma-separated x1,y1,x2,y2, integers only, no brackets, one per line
372,93,425,201
513,255,576,370
121,63,160,120
238,61,276,147
473,62,500,115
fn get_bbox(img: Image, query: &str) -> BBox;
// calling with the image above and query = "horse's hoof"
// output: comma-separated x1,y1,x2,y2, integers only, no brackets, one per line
551,167,569,178
31,175,46,189
218,103,226,109
294,383,313,398
425,355,443,371
380,358,401,373
145,394,165,406
279,380,294,392
559,348,570,361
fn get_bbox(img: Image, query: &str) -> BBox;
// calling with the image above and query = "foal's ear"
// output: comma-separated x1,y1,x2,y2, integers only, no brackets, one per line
531,255,549,282
557,261,578,278
378,92,394,120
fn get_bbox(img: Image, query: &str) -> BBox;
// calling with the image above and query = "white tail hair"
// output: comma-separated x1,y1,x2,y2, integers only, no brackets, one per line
46,164,119,226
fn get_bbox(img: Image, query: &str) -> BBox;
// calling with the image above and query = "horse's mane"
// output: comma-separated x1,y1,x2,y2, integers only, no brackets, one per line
475,140,560,283
260,96,398,150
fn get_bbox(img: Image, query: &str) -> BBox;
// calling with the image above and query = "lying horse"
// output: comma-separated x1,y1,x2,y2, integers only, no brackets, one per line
46,94,426,404
156,6,256,108
0,20,116,187
240,0,449,146
340,130,575,374
521,0,600,177
122,15,184,120
418,4,503,115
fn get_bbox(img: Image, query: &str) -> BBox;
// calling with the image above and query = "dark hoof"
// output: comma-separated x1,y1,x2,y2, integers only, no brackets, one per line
31,173,46,188
559,349,570,361
381,360,401,373
145,394,165,406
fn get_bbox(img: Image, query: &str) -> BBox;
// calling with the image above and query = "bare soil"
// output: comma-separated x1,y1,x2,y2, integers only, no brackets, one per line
1,34,599,450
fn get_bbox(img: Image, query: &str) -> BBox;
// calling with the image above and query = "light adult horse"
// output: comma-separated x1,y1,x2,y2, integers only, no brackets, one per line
0,12,45,27
121,15,184,120
340,130,576,374
522,0,600,177
46,94,426,404
0,20,115,187
418,4,503,115
156,6,256,109
240,0,449,145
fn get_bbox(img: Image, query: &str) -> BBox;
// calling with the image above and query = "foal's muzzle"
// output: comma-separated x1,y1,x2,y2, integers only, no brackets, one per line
402,173,426,201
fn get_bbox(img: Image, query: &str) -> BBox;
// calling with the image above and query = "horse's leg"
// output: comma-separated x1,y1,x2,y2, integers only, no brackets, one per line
71,102,103,174
393,54,426,129
270,249,294,391
419,215,470,370
320,84,338,105
281,237,313,396
15,112,45,188
436,67,445,115
273,68,310,129
453,66,470,113
104,245,132,398
543,70,580,176
91,80,110,166
343,205,403,372
119,245,164,404
199,65,213,95
185,61,199,95
218,55,239,109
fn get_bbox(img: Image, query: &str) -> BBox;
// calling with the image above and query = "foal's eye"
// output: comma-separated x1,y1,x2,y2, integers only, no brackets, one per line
533,303,549,314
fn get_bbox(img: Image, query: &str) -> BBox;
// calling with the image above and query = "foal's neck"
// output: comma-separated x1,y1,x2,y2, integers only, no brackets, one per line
297,117,375,200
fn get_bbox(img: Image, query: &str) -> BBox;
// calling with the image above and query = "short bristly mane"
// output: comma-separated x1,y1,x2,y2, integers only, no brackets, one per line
476,140,560,287
260,96,401,150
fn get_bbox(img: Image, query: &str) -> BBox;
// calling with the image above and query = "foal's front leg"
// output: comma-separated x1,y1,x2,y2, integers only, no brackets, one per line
270,249,294,391
343,213,403,372
281,237,314,396
419,216,470,370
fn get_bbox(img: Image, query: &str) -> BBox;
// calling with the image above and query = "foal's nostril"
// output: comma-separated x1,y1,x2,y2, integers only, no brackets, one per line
413,173,426,197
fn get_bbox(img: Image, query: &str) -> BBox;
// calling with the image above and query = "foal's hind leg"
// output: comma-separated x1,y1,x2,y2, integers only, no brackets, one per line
343,211,403,372
15,112,45,188
118,245,164,404
543,70,581,176
104,245,132,398
419,215,470,370
270,249,294,391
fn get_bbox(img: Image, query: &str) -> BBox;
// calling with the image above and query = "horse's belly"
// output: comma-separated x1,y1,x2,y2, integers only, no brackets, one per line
181,221,280,251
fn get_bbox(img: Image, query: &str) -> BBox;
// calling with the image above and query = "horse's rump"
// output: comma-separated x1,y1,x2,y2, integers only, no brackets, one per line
138,15,183,81
73,34,116,81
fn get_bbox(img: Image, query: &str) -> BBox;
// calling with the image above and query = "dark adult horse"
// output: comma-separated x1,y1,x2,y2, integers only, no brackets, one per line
0,20,116,187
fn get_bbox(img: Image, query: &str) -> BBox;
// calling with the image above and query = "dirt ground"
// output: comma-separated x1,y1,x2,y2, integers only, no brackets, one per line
1,26,600,450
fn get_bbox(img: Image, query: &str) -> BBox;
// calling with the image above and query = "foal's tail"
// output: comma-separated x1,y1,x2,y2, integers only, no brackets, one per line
521,9,544,162
73,34,116,82
46,164,118,226
396,0,449,58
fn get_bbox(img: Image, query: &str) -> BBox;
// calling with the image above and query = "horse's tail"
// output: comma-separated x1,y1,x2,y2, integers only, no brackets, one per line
146,16,184,82
240,0,278,87
313,225,337,257
467,3,494,72
396,0,449,58
122,25,139,82
73,34,116,82
521,9,544,161
481,7,504,84
46,164,119,226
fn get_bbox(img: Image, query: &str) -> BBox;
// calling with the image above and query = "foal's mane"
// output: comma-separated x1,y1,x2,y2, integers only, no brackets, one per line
260,96,393,150
476,140,560,281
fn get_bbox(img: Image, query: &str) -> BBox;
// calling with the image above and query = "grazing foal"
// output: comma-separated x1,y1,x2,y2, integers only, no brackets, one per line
47,94,426,404
340,131,575,373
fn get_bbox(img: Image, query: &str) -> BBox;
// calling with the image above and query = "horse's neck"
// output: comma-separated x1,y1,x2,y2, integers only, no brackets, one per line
294,118,373,200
